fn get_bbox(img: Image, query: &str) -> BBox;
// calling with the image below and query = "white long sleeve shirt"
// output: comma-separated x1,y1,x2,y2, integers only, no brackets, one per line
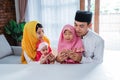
81,29,104,64
23,51,40,64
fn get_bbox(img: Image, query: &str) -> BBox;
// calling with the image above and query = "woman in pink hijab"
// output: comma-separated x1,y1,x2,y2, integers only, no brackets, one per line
56,24,84,64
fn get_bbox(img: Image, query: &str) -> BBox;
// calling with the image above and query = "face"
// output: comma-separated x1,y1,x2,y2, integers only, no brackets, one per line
40,46,49,56
74,21,91,37
36,28,44,40
63,30,73,41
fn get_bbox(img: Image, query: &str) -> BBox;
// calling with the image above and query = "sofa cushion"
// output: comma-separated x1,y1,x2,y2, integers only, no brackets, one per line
0,34,12,58
0,55,21,64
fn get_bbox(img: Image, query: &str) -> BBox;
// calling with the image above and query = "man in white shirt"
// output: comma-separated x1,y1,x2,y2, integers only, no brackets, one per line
74,10,104,63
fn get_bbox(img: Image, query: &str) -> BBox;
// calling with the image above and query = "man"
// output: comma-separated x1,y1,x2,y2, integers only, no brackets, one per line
74,10,104,63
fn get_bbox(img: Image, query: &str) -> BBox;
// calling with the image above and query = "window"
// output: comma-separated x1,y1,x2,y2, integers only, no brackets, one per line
25,0,80,48
100,0,120,50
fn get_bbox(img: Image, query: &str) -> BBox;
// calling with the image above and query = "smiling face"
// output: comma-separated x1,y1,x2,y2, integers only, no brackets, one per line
63,29,73,42
74,21,92,37
36,28,44,40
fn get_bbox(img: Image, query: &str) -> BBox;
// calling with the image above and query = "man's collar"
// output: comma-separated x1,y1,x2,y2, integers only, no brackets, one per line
82,29,90,39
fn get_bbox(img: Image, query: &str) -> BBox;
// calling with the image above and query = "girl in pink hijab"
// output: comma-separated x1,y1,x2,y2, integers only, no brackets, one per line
57,24,84,64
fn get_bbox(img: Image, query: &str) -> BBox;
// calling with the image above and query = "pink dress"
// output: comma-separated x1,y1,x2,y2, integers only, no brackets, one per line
58,24,84,64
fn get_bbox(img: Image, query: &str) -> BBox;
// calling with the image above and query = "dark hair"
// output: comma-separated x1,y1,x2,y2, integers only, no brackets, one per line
36,23,43,32
87,22,91,25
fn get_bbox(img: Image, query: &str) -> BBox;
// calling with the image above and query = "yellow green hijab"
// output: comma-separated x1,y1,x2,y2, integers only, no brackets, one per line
21,21,50,64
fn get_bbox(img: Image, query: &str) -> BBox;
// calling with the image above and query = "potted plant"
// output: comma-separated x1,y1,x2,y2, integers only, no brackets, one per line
4,19,26,46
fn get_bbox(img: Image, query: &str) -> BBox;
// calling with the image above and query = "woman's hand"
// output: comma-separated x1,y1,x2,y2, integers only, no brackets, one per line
39,55,48,64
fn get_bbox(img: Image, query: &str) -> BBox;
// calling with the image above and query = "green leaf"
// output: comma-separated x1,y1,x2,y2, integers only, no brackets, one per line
4,19,26,43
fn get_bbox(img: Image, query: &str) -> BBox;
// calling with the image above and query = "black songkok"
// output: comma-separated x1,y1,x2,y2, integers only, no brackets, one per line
75,10,92,23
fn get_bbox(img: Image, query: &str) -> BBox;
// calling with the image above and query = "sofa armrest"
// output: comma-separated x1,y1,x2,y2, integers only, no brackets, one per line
11,46,22,56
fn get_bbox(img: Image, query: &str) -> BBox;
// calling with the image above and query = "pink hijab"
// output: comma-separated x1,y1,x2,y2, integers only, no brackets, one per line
58,24,83,53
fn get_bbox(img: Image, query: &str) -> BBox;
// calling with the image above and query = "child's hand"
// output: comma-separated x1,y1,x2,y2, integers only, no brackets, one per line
56,52,68,62
47,53,56,62
69,52,81,62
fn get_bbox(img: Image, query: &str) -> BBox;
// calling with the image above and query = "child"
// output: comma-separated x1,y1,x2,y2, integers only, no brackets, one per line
35,42,55,64
56,24,84,64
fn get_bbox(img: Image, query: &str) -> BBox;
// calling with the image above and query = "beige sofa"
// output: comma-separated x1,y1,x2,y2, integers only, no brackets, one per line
0,34,22,64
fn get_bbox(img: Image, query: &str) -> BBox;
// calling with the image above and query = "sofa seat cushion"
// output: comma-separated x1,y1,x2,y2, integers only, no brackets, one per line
0,34,12,58
0,55,21,64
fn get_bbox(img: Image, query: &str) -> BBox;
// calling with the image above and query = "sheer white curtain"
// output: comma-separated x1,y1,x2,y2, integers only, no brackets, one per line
25,0,80,48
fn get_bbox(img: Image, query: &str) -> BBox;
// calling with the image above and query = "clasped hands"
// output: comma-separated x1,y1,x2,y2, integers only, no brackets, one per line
40,53,56,64
57,49,81,63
